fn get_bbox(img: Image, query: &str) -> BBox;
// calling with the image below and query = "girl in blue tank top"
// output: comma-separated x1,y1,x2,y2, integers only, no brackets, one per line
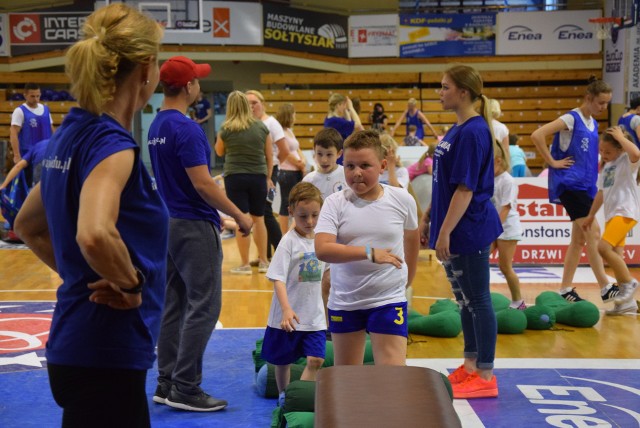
531,78,614,303
617,98,640,148
391,98,440,141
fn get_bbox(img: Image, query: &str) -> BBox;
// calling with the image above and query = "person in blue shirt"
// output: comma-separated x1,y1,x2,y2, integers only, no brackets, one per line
149,56,253,412
0,138,49,191
14,4,168,426
618,97,640,148
420,64,502,400
531,78,613,303
193,91,212,126
324,93,364,164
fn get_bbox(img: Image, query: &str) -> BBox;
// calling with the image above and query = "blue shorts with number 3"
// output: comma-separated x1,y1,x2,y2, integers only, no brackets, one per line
328,301,408,337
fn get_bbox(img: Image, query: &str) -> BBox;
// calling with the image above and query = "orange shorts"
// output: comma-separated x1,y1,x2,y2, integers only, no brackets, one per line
602,216,637,247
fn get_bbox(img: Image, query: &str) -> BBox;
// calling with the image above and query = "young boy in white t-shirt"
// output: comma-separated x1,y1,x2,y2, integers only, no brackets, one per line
583,127,640,315
261,182,327,397
315,130,420,366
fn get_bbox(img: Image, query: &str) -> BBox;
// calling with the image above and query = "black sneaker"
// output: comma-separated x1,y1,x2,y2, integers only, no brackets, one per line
601,283,620,303
165,385,227,412
560,287,583,302
153,383,171,404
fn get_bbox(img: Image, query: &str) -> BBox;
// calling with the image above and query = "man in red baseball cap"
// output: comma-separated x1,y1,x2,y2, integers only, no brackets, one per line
149,56,252,412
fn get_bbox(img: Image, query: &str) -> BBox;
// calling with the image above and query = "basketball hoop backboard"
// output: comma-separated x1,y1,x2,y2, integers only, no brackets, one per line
104,0,203,32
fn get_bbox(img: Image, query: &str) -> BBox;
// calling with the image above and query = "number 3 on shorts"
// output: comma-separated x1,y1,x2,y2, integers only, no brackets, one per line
393,307,404,325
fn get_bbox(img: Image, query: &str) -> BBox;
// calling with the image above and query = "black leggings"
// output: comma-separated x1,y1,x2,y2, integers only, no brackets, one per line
265,166,282,258
48,363,150,428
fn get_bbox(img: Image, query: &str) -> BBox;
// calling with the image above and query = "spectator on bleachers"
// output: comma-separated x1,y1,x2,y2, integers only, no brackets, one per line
390,98,439,141
370,103,388,132
275,103,307,233
324,93,364,160
489,98,509,155
379,134,410,188
509,134,527,177
403,124,426,146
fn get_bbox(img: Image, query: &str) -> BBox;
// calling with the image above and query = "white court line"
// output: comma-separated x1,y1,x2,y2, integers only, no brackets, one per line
0,289,58,293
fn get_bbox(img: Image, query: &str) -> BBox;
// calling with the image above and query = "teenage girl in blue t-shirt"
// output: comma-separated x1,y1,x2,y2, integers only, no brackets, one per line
420,64,502,400
14,5,168,427
531,78,614,303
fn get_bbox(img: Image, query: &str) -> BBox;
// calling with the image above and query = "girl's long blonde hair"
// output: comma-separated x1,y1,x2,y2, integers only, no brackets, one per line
221,91,255,132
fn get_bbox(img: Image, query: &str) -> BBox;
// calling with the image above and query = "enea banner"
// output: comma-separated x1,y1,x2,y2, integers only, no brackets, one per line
9,12,90,56
0,14,9,56
349,14,398,58
162,1,262,46
399,13,496,58
263,4,348,58
490,178,640,265
496,10,601,55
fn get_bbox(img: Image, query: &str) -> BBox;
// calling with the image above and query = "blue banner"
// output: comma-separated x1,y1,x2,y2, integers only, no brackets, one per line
399,13,496,58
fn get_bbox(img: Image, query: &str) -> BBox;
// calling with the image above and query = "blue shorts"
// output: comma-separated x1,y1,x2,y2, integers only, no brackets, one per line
261,327,326,365
328,302,408,337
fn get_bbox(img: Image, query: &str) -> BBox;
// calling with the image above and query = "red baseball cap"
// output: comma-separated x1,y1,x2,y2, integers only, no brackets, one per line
160,56,211,88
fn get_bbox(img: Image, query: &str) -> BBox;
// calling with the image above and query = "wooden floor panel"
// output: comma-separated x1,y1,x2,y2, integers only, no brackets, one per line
1,238,638,359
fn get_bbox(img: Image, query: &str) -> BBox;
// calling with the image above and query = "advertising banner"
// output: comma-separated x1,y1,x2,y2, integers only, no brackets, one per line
349,14,397,58
603,28,625,104
162,1,262,46
9,12,90,56
490,178,640,265
0,14,9,56
496,10,601,55
627,23,640,102
399,13,495,58
263,4,348,58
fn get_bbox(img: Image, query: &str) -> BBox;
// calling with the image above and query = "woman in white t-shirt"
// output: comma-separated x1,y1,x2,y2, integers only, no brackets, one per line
583,127,640,314
275,103,307,233
492,143,525,310
489,98,509,156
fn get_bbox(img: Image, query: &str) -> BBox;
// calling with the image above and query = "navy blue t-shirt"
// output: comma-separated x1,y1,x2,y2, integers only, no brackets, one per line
194,97,211,120
40,107,169,370
324,116,354,165
429,116,502,254
148,109,221,228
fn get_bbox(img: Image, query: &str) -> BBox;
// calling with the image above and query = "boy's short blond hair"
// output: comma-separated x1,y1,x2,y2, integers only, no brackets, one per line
289,182,323,210
408,124,418,133
344,130,385,160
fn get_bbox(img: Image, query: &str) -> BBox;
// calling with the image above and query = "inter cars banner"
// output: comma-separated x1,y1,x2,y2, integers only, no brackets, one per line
399,13,496,58
9,12,90,56
0,14,9,56
162,1,262,46
496,10,601,55
349,14,398,58
263,4,348,58
491,178,640,265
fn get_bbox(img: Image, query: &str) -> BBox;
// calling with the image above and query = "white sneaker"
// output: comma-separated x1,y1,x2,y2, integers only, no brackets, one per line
230,265,252,275
605,299,638,316
614,279,638,304
258,261,269,273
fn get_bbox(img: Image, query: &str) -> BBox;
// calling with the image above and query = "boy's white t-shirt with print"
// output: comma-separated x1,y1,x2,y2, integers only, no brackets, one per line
303,165,346,200
315,184,418,311
598,152,640,222
265,229,327,331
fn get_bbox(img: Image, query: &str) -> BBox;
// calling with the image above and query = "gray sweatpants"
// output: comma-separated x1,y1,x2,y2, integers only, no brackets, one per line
156,218,222,394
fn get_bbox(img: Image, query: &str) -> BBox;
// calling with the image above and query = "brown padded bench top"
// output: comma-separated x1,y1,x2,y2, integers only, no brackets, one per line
315,365,461,428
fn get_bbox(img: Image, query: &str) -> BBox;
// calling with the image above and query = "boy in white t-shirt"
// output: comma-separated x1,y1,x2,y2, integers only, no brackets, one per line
492,143,525,310
315,130,420,366
302,128,345,332
261,182,327,398
583,127,640,315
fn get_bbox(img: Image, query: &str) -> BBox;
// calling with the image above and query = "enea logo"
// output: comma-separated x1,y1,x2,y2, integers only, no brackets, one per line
9,14,40,44
504,25,542,41
554,25,594,40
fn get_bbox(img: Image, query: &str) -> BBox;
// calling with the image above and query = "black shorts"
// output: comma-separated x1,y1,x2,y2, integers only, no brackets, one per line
277,170,303,215
224,173,267,217
558,190,593,221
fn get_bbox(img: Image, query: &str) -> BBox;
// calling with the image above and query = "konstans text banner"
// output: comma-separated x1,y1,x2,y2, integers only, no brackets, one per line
399,13,496,58
496,10,601,55
9,12,90,56
0,14,9,56
263,3,348,58
489,178,640,265
349,14,398,58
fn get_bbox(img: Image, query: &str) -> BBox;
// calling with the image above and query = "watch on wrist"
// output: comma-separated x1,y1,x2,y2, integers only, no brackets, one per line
119,267,145,294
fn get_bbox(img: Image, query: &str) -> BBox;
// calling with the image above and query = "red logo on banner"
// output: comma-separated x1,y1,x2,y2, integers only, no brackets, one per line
0,313,51,354
358,29,367,43
213,8,230,38
10,14,40,44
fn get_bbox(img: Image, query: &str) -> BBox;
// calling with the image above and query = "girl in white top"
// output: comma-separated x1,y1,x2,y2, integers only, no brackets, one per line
379,134,410,189
489,98,509,156
275,103,306,233
492,143,525,310
583,127,640,311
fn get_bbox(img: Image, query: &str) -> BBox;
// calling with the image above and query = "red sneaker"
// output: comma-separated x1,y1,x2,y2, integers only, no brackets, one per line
447,365,473,385
452,373,498,399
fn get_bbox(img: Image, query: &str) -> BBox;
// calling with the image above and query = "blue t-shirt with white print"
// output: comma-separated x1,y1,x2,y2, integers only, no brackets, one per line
148,109,221,228
429,116,502,254
40,107,169,370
